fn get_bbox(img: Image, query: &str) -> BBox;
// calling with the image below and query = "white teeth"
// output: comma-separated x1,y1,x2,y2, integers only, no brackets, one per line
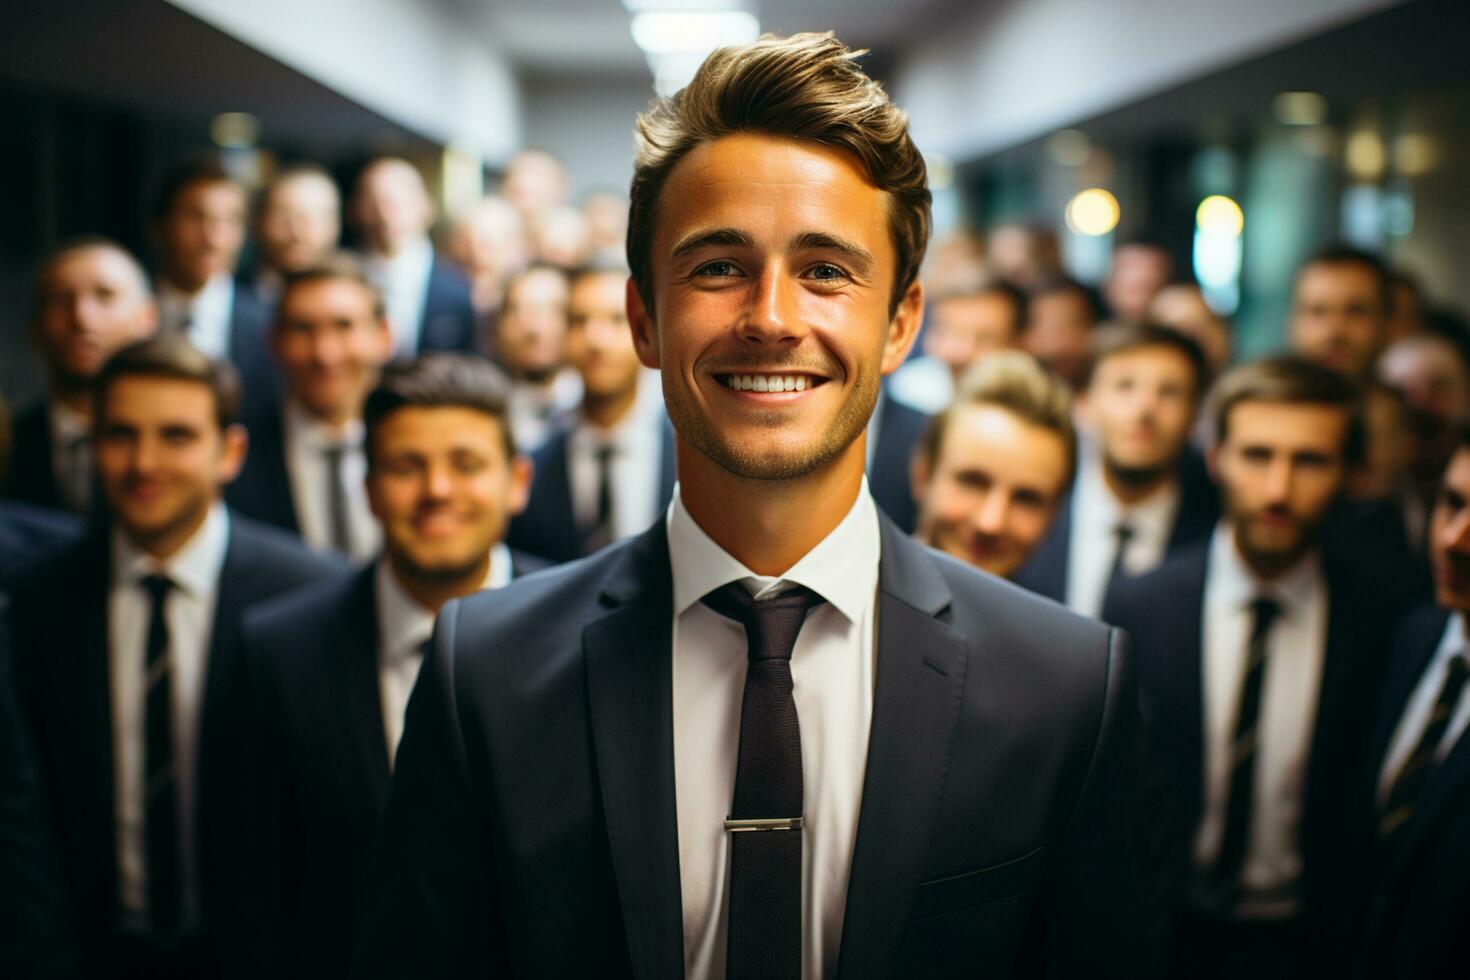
722,374,814,392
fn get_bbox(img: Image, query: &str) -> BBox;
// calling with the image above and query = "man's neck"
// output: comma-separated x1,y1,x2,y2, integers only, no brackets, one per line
678,436,867,577
49,381,92,419
387,551,490,616
1101,459,1176,507
1233,528,1314,584
582,385,638,432
163,269,213,297
292,398,359,437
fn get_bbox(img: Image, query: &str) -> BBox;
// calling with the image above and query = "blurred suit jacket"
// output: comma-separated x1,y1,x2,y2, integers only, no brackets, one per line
7,513,343,977
867,392,929,534
224,403,300,536
3,400,71,514
1013,448,1219,616
414,257,479,355
1346,604,1470,977
221,551,548,978
1107,540,1401,957
353,514,1160,978
505,421,677,564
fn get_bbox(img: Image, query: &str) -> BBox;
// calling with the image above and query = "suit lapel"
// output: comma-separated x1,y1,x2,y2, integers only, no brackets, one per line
836,520,967,980
336,569,392,802
76,541,120,905
583,524,685,980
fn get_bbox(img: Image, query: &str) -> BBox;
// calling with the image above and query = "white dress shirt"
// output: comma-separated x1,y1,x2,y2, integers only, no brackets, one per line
157,273,234,361
375,543,512,766
108,503,230,928
569,376,665,542
668,480,881,980
1064,453,1181,619
1195,522,1327,920
281,399,380,562
361,237,434,358
1379,614,1470,803
48,399,93,512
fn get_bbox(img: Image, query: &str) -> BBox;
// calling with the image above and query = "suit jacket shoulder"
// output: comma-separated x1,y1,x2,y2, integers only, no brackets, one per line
3,399,63,511
420,257,478,354
225,404,299,535
868,396,929,534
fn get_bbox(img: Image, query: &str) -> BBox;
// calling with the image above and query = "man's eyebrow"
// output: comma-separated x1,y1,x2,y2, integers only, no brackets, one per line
790,232,875,270
670,228,754,260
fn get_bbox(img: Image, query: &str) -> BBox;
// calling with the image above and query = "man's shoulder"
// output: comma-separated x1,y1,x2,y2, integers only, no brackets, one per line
226,511,349,588
244,565,366,644
449,542,627,653
929,542,1111,647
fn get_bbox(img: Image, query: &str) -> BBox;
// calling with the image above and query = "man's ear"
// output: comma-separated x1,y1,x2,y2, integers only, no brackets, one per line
218,424,249,485
627,278,660,370
507,454,534,517
880,279,925,376
909,452,931,506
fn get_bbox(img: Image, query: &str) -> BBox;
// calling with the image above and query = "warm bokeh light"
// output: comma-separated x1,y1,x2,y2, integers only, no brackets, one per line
1272,91,1328,127
1196,195,1244,236
209,112,260,149
1346,130,1387,179
1065,188,1120,237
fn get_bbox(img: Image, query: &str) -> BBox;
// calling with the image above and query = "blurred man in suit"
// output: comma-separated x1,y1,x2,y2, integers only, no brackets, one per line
224,354,541,978
351,157,477,357
1104,239,1174,324
445,195,528,322
8,335,342,978
1022,276,1099,390
494,264,580,453
356,33,1154,979
506,264,672,562
912,351,1075,579
1109,357,1400,979
153,162,276,418
1345,427,1470,976
7,237,158,513
1289,244,1392,382
886,280,1027,414
227,259,393,561
252,163,342,304
1016,323,1216,619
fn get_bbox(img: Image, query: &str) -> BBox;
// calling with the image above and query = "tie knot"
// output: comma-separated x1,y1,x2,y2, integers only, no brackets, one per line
1113,522,1135,545
140,573,175,603
702,582,826,664
1249,596,1281,635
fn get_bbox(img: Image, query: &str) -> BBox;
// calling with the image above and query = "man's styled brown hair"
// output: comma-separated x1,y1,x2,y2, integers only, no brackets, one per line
628,31,931,314
278,253,386,319
94,334,241,430
1084,322,1212,396
919,350,1077,482
363,353,516,467
1210,355,1365,463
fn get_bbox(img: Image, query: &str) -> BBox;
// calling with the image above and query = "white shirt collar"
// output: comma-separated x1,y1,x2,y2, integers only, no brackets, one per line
283,397,364,450
1207,520,1322,616
157,272,233,321
1073,453,1181,536
111,502,231,598
48,399,90,444
666,477,881,625
375,544,511,666
1434,613,1468,668
363,236,433,279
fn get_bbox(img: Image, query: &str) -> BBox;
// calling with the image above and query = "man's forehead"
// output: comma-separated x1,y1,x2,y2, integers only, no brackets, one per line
1227,400,1347,439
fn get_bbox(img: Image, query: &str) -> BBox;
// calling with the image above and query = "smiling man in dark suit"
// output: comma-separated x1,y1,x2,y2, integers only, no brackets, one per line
1109,357,1402,979
8,335,342,978
221,354,542,978
1344,427,1470,975
356,33,1153,980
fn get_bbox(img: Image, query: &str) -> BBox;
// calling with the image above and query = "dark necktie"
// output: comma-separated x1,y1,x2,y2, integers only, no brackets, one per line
1380,654,1470,838
140,573,183,936
1210,596,1282,893
1101,521,1135,611
582,445,616,554
702,582,827,980
323,444,353,555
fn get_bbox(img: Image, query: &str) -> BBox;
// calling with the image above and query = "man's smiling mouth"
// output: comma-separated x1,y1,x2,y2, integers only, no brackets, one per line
716,373,825,392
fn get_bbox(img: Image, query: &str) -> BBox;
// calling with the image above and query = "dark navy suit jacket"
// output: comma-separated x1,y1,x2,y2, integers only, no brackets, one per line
1107,540,1402,958
505,419,677,564
354,514,1160,978
868,393,929,534
1345,604,1470,977
7,513,343,977
3,400,69,513
225,404,300,536
415,257,478,355
0,500,82,594
1013,449,1219,617
222,550,547,978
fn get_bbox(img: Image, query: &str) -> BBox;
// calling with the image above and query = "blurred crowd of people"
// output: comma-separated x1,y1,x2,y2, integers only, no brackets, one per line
2,130,1468,978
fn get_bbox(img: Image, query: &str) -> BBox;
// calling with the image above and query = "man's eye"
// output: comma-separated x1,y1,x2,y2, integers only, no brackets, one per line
696,260,738,278
808,263,847,282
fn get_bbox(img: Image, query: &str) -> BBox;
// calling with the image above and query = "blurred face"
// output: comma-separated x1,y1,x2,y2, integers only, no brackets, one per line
448,198,526,280
272,278,392,425
1214,400,1349,574
1351,386,1413,500
628,132,922,482
502,151,567,218
567,271,640,403
353,161,433,256
1024,290,1093,388
1083,345,1198,479
1430,449,1470,611
1150,284,1230,372
1380,335,1470,482
1105,245,1172,322
367,406,532,580
533,207,589,269
163,179,247,292
95,376,246,556
499,268,569,381
34,247,158,387
1290,261,1387,378
257,173,341,274
913,403,1070,577
923,292,1020,380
